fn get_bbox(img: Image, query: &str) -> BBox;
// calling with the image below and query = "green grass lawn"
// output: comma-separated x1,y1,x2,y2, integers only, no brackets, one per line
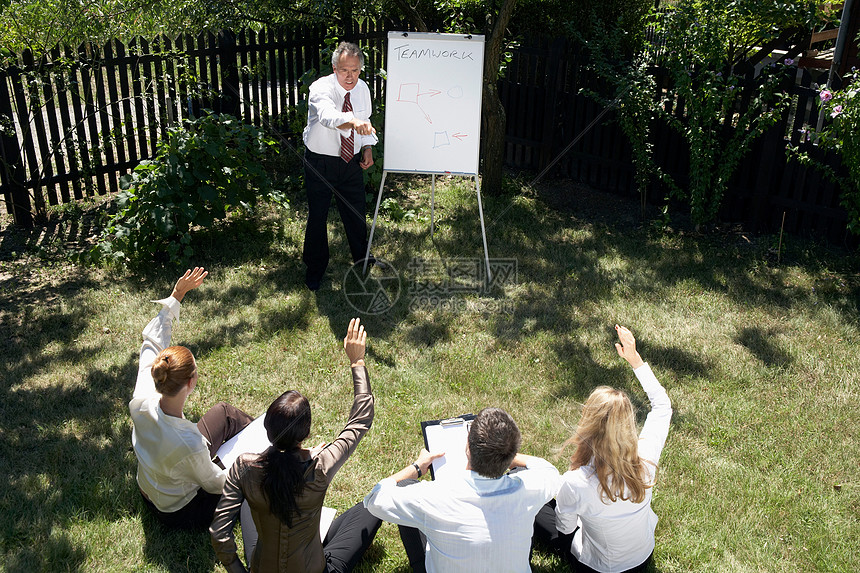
1,177,858,572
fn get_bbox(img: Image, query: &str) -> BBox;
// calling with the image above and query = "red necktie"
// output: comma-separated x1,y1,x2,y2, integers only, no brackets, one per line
340,92,354,163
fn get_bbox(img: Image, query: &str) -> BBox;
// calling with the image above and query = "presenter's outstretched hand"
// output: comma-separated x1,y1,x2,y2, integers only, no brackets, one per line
344,318,367,366
614,324,644,370
350,118,376,136
171,267,208,303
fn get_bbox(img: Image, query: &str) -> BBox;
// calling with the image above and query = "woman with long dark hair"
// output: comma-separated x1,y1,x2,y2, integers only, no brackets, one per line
210,318,380,573
131,268,253,529
534,325,672,572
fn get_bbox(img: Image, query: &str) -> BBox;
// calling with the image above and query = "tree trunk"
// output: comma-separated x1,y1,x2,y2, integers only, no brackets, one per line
480,0,517,195
391,0,429,32
481,81,506,195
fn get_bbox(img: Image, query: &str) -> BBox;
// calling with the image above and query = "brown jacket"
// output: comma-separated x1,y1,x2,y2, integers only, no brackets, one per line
209,366,373,573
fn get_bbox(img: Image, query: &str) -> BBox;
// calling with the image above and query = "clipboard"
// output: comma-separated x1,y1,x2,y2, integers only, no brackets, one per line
216,414,270,469
421,414,475,480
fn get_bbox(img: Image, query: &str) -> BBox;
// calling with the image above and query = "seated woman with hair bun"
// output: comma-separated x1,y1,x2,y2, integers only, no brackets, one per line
131,267,253,529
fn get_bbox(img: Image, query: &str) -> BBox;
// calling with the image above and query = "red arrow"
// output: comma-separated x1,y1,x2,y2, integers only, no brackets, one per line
418,88,442,97
452,132,468,141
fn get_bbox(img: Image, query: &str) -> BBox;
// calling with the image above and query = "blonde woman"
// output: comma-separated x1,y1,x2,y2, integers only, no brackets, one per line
534,325,672,572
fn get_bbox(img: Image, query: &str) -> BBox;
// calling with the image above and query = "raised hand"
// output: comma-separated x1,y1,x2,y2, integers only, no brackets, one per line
344,317,367,365
614,324,644,370
171,267,208,302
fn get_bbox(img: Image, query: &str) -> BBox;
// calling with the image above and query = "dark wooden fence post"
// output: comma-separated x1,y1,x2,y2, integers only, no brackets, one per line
0,68,32,226
220,30,240,118
538,37,566,171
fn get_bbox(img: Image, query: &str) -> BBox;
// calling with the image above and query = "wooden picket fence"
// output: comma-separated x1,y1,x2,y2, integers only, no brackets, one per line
0,22,388,226
0,26,855,245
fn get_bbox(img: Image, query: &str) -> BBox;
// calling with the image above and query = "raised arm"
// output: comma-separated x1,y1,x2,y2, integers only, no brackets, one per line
133,268,207,400
615,325,672,465
314,318,375,479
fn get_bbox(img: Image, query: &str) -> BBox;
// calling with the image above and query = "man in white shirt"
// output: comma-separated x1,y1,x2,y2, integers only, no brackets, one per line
363,408,560,573
302,41,379,291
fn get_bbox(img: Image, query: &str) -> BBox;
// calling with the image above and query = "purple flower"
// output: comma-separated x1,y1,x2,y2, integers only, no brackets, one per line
831,105,843,118
716,72,722,77
820,89,832,102
784,58,795,65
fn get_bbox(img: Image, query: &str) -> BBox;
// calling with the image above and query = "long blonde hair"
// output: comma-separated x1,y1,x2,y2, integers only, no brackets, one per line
566,386,653,504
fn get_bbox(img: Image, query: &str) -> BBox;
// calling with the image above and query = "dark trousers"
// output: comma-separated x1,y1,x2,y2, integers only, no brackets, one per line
303,149,369,282
323,503,383,573
142,401,253,530
196,401,254,460
532,500,652,573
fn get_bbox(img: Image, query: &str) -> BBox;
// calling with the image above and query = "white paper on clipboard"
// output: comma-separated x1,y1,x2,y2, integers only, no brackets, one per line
421,415,475,480
216,414,270,469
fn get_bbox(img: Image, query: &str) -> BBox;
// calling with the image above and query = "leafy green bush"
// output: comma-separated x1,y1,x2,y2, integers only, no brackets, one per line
648,0,823,226
89,112,282,265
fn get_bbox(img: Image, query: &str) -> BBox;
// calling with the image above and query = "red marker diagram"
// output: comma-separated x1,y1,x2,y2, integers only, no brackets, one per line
397,83,442,124
433,131,469,148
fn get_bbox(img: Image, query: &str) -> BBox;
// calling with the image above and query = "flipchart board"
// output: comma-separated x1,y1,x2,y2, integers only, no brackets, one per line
383,32,485,175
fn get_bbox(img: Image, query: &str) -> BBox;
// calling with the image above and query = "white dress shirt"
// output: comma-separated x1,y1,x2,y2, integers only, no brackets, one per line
129,297,225,513
303,73,378,157
555,363,672,573
364,456,560,573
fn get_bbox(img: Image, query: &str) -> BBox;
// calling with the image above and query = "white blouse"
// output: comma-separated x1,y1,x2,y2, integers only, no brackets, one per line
555,363,672,572
130,297,225,512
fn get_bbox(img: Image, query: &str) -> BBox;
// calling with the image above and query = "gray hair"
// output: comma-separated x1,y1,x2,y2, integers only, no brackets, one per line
332,41,365,69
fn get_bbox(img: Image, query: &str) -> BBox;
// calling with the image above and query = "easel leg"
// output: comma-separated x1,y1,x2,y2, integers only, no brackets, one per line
431,174,436,239
364,171,388,274
475,175,492,284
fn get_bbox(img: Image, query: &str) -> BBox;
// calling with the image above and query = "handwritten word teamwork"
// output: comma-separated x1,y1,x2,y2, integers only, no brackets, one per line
393,44,475,61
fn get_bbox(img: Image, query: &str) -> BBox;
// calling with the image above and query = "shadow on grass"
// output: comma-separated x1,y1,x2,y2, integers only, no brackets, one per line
735,326,793,369
140,509,217,573
0,353,139,568
3,531,87,573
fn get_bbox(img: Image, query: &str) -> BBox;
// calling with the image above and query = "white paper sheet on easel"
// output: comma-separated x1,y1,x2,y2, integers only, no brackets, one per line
216,414,269,469
422,416,474,480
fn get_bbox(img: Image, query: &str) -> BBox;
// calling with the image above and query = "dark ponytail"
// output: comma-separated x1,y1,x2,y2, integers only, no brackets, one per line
259,390,312,527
